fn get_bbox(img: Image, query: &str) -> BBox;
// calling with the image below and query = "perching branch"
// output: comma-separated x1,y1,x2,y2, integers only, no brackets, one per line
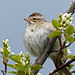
66,0,75,14
33,0,75,75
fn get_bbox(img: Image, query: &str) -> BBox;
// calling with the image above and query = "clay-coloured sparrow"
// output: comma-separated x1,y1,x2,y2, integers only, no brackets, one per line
23,12,72,75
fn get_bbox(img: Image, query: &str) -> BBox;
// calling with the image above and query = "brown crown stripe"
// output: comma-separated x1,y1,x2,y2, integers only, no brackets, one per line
29,12,43,17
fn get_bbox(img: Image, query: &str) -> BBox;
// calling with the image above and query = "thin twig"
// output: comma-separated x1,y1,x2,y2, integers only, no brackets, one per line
48,56,75,75
1,70,5,75
71,70,75,73
64,43,72,48
5,63,7,73
55,41,65,68
1,60,8,75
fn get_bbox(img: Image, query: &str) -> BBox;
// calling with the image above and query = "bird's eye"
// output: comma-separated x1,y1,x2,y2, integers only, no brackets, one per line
33,18,36,20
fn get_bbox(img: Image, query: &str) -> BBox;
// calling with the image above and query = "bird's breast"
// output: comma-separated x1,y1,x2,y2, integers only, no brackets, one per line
23,26,50,57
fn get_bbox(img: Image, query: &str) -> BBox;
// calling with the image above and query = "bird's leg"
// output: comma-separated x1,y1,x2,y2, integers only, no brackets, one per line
33,58,39,65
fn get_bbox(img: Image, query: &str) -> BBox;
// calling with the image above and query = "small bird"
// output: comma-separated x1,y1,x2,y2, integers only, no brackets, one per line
23,12,72,75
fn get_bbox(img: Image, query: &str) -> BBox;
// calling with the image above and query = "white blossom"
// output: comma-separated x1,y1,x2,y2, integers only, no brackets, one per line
37,73,42,75
20,51,23,54
66,13,71,18
20,60,22,62
11,52,15,54
67,49,71,54
65,43,69,46
5,39,9,44
5,39,9,42
18,51,24,57
69,17,73,21
59,27,66,30
22,61,25,65
60,22,63,25
62,13,73,25
0,48,4,52
62,13,67,18
26,61,28,64
66,20,70,24
7,46,11,52
63,23,66,26
62,17,66,22
69,21,72,24
24,58,27,61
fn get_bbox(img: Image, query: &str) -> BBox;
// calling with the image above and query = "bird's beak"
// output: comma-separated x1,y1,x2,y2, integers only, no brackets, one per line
24,18,30,22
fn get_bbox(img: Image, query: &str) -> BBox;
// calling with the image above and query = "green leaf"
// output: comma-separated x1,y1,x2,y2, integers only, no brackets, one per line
30,72,34,75
9,55,22,64
31,65,42,71
17,70,25,75
8,71,17,74
8,64,26,71
67,64,74,70
3,47,9,57
15,65,26,71
68,55,74,59
65,25,74,36
52,19,59,30
7,64,16,69
49,30,62,38
67,36,74,43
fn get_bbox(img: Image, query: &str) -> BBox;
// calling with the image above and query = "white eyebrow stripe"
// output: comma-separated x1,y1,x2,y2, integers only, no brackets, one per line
35,16,44,19
30,16,44,19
